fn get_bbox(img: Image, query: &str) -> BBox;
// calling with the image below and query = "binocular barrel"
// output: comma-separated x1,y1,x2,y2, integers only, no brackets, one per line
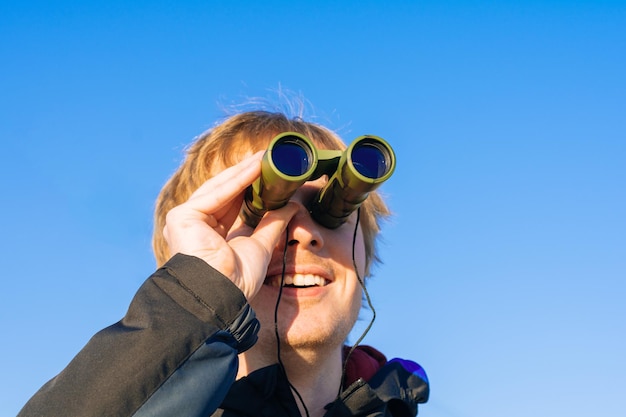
240,132,395,229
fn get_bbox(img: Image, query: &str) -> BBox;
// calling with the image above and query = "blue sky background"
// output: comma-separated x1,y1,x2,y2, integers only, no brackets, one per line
1,1,625,416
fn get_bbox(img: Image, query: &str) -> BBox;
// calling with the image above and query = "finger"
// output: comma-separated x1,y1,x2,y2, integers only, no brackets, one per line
249,202,299,255
214,190,247,234
184,151,263,215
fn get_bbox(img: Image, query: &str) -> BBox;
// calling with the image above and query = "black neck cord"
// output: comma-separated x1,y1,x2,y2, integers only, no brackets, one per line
338,207,377,396
274,225,311,417
273,208,376,415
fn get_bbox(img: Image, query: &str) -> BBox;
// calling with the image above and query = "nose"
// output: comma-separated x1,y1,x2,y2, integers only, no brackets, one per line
285,204,324,250
282,182,325,250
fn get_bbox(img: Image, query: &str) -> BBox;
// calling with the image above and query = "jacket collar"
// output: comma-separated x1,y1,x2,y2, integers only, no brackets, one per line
219,346,429,416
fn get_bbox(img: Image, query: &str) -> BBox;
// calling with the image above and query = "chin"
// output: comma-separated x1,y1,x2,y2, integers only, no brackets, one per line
283,314,356,351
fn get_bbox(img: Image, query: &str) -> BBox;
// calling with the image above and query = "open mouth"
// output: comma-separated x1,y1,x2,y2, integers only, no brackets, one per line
265,274,330,288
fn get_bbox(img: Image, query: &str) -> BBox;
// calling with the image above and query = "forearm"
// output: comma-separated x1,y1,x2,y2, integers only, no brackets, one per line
18,254,259,417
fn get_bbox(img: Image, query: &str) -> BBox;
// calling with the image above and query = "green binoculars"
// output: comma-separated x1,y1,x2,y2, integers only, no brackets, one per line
240,132,396,229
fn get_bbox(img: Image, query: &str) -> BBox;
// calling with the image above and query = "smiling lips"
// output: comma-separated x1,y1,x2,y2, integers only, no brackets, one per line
265,274,330,288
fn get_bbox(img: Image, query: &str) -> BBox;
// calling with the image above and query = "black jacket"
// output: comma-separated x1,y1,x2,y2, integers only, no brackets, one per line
19,254,429,417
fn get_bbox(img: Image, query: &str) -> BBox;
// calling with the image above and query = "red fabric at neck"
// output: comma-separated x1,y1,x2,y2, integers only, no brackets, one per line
342,345,387,387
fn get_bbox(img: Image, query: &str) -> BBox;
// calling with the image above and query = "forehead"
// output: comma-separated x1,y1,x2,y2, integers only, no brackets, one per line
238,130,344,159
203,128,348,182
251,127,346,149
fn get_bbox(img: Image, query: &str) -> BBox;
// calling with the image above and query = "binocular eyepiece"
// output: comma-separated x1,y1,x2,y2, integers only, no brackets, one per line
240,132,396,229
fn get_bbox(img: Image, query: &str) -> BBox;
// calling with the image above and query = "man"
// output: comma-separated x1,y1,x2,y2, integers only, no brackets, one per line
19,110,429,417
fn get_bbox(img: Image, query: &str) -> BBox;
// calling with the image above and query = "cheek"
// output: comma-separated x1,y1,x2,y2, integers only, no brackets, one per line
350,284,363,314
352,227,367,279
341,275,364,335
338,226,367,317
326,221,367,268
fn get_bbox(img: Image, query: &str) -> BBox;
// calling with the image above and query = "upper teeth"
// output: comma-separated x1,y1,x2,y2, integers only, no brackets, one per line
269,274,328,287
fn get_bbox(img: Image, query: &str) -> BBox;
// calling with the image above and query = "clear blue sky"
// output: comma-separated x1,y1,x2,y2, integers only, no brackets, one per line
1,1,625,416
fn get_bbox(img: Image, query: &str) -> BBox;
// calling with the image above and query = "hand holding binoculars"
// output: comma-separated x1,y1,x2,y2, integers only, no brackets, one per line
240,132,396,229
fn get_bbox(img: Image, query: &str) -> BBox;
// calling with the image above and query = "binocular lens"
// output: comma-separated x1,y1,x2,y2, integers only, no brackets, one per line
241,132,395,229
351,140,391,179
272,136,313,176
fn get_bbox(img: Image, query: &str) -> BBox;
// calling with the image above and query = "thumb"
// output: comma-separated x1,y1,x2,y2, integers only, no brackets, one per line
250,202,299,255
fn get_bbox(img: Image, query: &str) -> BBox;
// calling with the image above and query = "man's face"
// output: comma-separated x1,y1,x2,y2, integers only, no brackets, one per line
248,177,366,354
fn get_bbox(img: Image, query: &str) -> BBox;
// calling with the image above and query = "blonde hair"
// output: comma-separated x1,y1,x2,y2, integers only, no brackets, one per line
152,111,391,275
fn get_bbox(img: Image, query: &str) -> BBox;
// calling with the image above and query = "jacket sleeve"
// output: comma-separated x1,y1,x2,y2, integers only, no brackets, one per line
18,253,260,417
